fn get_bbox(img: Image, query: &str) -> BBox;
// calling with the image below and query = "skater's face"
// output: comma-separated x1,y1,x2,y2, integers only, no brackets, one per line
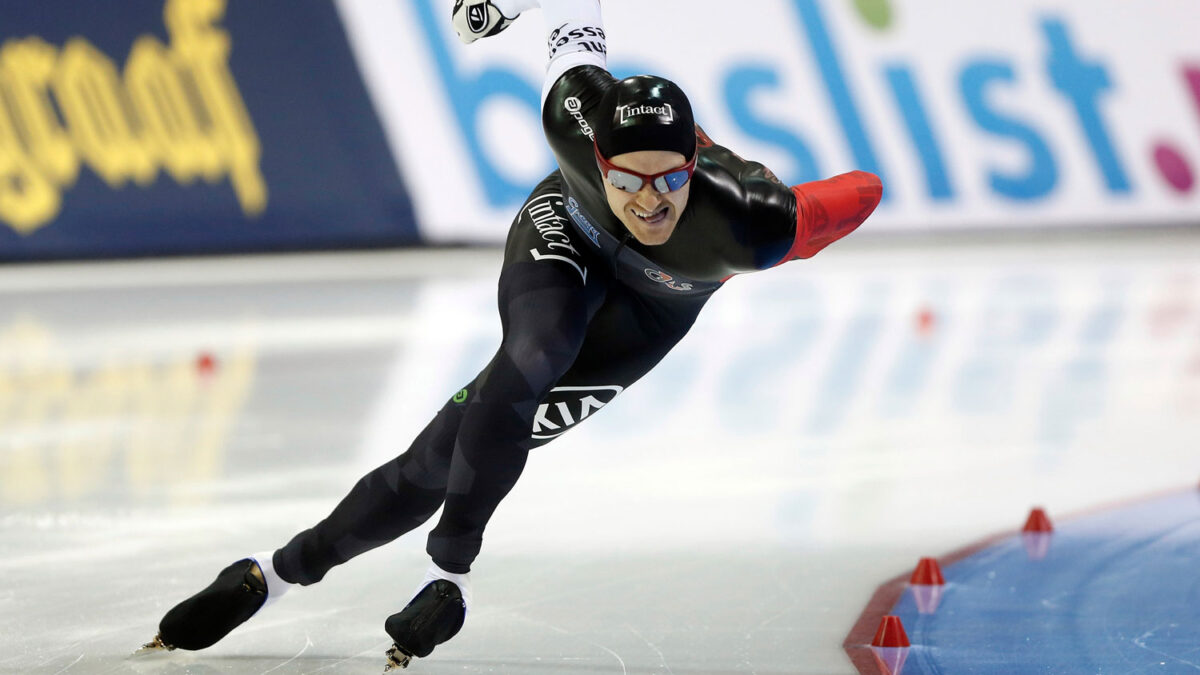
601,150,692,246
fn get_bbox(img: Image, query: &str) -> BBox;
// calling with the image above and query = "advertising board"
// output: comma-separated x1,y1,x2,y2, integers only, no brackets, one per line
0,0,419,260
339,0,1200,242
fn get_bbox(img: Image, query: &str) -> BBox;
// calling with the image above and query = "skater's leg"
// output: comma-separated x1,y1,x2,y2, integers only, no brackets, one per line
421,283,712,572
381,281,710,666
270,175,604,586
272,392,468,585
381,180,603,666
141,381,474,652
426,255,599,573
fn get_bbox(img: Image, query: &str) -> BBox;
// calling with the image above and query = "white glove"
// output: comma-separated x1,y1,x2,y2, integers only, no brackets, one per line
452,0,518,44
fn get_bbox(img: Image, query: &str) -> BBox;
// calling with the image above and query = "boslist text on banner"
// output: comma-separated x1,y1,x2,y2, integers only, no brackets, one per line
0,0,418,261
339,0,1200,243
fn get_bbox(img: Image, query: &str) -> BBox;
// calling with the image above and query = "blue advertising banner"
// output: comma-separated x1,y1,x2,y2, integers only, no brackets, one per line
0,0,419,261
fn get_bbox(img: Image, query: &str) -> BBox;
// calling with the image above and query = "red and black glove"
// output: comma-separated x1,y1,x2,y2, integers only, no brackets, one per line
777,171,882,263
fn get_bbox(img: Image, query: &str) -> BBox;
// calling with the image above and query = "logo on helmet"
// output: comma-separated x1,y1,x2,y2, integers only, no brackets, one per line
618,103,674,125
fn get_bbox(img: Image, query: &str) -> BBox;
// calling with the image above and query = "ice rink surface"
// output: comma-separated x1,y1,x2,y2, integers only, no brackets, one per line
2,230,1199,674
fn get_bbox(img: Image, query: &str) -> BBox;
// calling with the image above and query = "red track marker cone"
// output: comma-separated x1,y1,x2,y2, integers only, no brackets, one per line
871,615,910,648
909,557,945,586
870,616,911,674
909,557,946,614
1022,507,1054,533
196,351,217,378
1022,507,1054,560
915,306,936,336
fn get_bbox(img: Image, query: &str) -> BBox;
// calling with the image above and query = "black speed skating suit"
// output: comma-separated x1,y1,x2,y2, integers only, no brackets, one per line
272,65,882,581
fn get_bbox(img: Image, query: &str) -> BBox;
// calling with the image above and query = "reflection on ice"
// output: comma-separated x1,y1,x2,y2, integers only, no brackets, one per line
0,238,1198,674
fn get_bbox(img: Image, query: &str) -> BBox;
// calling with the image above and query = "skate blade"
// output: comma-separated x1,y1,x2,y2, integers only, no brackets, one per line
133,634,175,655
383,644,411,671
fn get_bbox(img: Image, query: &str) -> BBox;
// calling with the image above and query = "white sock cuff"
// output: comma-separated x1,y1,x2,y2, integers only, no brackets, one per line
493,0,540,18
251,551,294,609
417,563,473,614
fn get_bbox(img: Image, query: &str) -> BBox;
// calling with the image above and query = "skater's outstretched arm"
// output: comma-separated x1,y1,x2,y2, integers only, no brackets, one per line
452,0,607,102
719,166,883,271
773,170,883,264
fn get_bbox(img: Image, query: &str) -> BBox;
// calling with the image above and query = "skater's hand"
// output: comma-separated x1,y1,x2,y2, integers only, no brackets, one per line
452,0,517,44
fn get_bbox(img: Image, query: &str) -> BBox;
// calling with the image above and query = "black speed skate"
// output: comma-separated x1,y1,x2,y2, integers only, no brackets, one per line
138,559,268,652
383,580,467,670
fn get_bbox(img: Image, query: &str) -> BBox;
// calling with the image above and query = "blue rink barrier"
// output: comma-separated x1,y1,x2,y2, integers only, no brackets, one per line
848,490,1200,674
0,0,418,261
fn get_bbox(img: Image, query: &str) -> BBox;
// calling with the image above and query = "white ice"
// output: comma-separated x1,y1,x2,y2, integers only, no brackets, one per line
1,231,1198,674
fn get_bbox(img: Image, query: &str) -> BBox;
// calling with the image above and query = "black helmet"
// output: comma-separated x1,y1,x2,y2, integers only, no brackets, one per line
594,75,696,160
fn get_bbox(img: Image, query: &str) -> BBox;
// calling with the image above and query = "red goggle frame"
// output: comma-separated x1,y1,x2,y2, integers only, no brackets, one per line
594,142,696,194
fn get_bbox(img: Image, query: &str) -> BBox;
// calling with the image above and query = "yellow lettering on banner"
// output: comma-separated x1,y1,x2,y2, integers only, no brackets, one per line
166,0,266,214
1,39,78,185
0,0,266,234
125,36,222,185
0,51,61,232
56,39,156,188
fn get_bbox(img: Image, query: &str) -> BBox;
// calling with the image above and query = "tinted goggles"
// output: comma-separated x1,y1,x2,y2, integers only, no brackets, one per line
594,142,696,194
